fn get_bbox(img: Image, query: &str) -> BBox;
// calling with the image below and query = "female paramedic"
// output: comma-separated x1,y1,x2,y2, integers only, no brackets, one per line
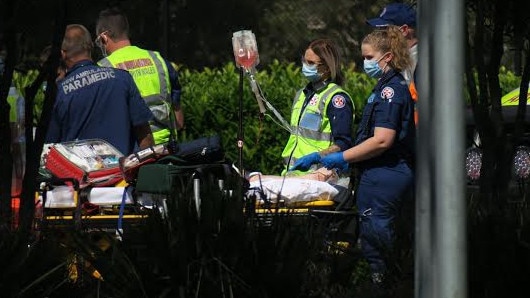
284,38,355,177
320,26,416,292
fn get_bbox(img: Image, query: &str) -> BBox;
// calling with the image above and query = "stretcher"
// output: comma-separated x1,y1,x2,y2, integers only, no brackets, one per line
38,139,356,242
132,161,353,219
37,175,353,234
246,176,357,239
35,177,150,234
38,139,157,233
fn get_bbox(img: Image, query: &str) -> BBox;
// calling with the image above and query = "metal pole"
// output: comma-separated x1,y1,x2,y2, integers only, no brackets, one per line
415,0,434,295
416,0,467,297
238,67,244,176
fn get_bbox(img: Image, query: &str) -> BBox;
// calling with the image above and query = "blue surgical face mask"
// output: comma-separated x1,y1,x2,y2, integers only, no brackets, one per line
302,62,321,82
363,53,388,78
363,59,383,78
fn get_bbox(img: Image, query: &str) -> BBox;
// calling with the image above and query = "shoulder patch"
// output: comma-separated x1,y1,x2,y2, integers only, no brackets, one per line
331,95,346,109
309,95,318,106
381,87,395,101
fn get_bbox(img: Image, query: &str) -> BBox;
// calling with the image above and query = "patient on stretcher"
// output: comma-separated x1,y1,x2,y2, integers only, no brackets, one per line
247,167,350,206
248,167,339,183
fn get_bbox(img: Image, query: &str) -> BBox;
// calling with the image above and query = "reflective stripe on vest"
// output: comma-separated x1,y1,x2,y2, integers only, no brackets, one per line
288,84,340,141
98,46,174,143
281,83,352,169
291,126,332,141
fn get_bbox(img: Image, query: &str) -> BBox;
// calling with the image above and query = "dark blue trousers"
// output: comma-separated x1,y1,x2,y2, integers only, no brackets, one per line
356,160,414,275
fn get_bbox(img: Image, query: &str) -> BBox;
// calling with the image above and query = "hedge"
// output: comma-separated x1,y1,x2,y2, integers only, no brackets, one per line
13,61,521,175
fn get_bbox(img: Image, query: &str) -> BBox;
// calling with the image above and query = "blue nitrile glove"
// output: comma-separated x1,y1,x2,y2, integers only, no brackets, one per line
321,152,349,172
289,152,321,172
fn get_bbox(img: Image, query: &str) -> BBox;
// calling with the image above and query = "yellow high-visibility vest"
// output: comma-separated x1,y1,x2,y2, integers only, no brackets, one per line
98,46,173,144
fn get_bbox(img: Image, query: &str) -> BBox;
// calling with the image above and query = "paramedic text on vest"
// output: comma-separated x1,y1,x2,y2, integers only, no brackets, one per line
96,7,184,145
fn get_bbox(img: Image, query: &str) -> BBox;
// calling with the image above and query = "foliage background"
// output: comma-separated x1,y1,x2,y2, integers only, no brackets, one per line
12,61,520,176
2,0,530,297
176,61,375,175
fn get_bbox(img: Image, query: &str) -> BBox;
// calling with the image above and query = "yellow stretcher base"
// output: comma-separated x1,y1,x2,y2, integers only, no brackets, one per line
254,199,336,214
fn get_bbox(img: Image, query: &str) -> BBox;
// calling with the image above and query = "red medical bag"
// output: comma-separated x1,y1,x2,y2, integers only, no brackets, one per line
44,139,124,187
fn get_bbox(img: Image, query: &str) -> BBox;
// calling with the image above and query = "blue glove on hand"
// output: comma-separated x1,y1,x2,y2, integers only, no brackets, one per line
321,152,349,172
289,152,321,171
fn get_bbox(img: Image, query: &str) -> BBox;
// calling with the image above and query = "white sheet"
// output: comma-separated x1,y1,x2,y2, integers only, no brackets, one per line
249,177,339,204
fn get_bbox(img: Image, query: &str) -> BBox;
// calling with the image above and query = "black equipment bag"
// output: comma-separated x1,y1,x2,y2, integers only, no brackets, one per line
171,135,224,165
135,135,229,194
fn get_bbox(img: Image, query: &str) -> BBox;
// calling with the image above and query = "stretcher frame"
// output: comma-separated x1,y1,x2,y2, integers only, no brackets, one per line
35,176,149,233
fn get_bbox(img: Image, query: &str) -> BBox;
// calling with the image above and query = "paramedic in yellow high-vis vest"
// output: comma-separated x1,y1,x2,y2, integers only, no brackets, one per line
95,7,184,145
285,39,355,176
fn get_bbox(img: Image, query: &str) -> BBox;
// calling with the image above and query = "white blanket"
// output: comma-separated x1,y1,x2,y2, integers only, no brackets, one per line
249,177,339,204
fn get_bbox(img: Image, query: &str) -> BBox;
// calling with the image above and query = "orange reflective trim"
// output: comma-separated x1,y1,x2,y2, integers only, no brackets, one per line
409,81,419,125
409,81,418,102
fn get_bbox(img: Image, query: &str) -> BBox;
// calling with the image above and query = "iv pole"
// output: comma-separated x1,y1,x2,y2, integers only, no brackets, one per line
232,30,260,178
237,65,244,177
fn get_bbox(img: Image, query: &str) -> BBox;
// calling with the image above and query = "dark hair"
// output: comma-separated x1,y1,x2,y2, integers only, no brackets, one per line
96,7,130,41
307,38,344,85
62,24,93,59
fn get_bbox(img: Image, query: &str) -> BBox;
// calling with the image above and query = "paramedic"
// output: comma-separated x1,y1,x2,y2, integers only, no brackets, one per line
285,38,355,176
45,24,154,155
95,7,184,145
367,2,419,124
319,26,416,293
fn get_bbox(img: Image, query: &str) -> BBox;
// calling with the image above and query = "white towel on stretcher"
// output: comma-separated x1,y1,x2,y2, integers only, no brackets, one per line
41,186,133,208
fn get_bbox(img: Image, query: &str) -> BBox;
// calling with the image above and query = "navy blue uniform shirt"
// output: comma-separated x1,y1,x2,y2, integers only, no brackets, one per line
302,81,354,151
46,60,154,155
164,59,182,106
355,69,416,167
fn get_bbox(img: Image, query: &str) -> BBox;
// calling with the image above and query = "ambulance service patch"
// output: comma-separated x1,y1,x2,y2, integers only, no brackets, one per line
381,87,395,101
309,95,318,106
332,95,346,108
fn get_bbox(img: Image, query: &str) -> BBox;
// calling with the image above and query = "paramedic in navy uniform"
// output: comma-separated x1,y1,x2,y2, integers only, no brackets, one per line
328,26,415,293
46,24,154,155
315,26,416,294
